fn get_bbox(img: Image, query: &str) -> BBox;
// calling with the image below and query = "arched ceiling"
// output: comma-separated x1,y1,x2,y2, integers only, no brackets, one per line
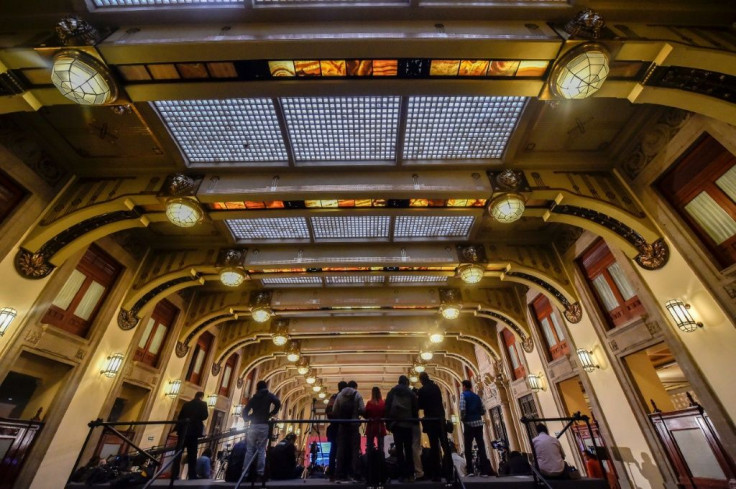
1,0,734,400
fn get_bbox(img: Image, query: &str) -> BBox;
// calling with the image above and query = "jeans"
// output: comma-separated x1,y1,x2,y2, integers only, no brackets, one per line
336,424,361,479
463,424,490,475
392,425,414,479
245,424,270,476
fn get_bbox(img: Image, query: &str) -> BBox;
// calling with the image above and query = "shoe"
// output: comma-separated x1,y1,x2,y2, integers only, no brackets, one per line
480,474,490,478
466,473,476,478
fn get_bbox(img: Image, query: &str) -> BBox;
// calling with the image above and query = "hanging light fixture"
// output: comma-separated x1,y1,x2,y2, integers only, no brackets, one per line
296,358,310,375
312,382,322,393
271,321,289,346
439,303,461,320
550,44,610,100
665,299,703,333
318,391,327,399
409,370,419,383
207,394,218,407
526,373,545,393
489,193,526,223
219,267,246,287
165,198,204,228
305,370,317,384
576,349,600,373
252,306,273,323
166,380,182,398
323,398,330,405
429,323,445,344
420,346,434,361
457,264,485,284
101,353,124,378
51,50,118,105
286,342,301,363
413,360,426,373
0,307,17,336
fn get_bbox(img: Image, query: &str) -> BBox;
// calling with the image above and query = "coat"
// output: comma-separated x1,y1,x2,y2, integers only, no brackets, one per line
177,397,208,438
364,399,387,438
417,379,445,433
385,384,418,430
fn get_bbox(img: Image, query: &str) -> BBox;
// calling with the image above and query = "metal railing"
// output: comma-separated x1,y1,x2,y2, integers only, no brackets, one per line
0,417,44,489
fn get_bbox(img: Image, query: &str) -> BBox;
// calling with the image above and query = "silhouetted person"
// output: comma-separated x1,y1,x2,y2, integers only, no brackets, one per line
333,380,365,481
502,451,532,476
325,381,348,481
532,423,565,478
174,391,208,480
417,372,451,481
243,380,281,481
270,433,303,479
385,375,418,482
459,380,491,477
365,386,387,453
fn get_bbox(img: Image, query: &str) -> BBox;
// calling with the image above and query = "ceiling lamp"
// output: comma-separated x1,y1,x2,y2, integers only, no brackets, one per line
420,347,434,361
286,342,301,363
251,306,273,323
296,359,310,375
413,361,426,373
305,371,317,384
439,303,461,320
489,193,526,223
318,391,327,399
409,370,419,383
165,198,204,228
457,264,485,284
219,267,246,287
312,383,322,393
429,325,445,344
550,44,610,100
323,398,330,405
51,50,118,105
272,331,289,347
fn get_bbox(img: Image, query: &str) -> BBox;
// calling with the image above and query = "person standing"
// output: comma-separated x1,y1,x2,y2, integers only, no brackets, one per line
385,375,418,483
532,423,565,478
365,386,387,453
243,380,281,481
325,381,348,481
174,391,209,480
417,372,451,481
459,380,491,477
332,380,365,482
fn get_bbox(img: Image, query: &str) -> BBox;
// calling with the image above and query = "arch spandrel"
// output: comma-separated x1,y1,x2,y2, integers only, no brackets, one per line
463,287,530,340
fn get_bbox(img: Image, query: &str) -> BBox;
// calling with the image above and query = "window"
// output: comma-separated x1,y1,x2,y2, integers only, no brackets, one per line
134,299,178,367
658,134,736,269
531,294,570,360
501,328,526,380
579,239,645,329
186,332,214,385
219,354,238,397
41,245,121,337
0,170,27,224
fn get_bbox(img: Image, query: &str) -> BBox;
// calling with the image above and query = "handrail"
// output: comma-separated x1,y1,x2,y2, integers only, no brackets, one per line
234,433,272,489
530,464,556,489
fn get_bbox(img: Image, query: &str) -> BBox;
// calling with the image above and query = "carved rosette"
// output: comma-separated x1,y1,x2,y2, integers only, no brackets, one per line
211,363,221,376
521,337,534,353
237,378,244,389
175,341,189,358
14,249,55,279
635,239,670,270
564,302,583,323
118,309,139,330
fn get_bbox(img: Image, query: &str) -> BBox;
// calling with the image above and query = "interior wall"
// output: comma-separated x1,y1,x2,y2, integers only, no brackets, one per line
9,351,74,420
623,349,674,414
557,377,591,419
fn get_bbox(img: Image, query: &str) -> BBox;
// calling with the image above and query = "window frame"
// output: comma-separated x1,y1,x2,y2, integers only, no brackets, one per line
134,299,178,367
186,331,214,385
501,328,526,381
219,353,238,397
530,294,570,361
40,245,121,337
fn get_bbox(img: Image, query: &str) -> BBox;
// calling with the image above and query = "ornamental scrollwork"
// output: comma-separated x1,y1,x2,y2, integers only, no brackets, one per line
118,309,139,330
14,249,55,279
564,302,583,323
237,378,244,389
521,337,534,353
175,341,190,358
634,239,670,270
211,363,221,376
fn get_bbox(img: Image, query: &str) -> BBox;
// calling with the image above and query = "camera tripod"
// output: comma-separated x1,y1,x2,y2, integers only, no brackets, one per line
301,399,325,479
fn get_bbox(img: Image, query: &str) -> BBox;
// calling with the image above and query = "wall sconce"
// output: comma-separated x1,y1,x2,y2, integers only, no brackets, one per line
101,353,124,378
526,373,545,393
166,380,182,398
451,414,458,424
295,428,301,436
0,307,17,336
665,300,703,333
576,349,599,373
287,424,293,433
207,394,218,407
233,404,243,416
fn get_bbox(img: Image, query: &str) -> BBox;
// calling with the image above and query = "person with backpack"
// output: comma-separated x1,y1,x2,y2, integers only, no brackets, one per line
460,380,492,477
385,375,418,483
332,380,365,482
325,381,348,481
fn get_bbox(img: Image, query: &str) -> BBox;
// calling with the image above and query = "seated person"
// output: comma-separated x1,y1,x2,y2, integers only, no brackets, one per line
196,448,213,479
448,442,467,478
269,433,303,480
531,424,566,479
504,451,532,476
225,439,247,482
584,450,604,479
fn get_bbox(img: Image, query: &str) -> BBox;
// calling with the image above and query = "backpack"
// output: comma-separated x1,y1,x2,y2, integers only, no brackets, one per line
338,391,357,419
326,394,338,419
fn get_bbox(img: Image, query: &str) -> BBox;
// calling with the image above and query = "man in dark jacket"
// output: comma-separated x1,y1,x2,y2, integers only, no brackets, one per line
243,381,282,480
325,381,348,481
459,380,492,477
417,372,451,481
269,433,303,479
385,375,418,482
174,391,209,480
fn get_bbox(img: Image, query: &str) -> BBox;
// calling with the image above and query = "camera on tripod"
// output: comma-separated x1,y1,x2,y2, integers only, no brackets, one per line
491,439,507,451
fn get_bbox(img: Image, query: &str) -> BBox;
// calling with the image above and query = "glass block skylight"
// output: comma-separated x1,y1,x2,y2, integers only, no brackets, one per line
394,215,475,238
226,217,310,240
281,97,400,162
388,275,448,284
94,0,243,5
154,99,287,163
262,276,323,286
325,275,385,285
311,216,391,239
402,96,526,160
255,0,405,4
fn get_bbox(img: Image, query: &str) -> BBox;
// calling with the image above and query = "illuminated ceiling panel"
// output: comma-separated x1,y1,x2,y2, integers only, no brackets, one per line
154,99,288,163
226,217,310,240
281,97,400,162
261,277,323,286
388,275,448,284
94,0,243,5
255,0,405,4
311,216,391,239
394,215,475,238
402,96,526,160
325,276,385,285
